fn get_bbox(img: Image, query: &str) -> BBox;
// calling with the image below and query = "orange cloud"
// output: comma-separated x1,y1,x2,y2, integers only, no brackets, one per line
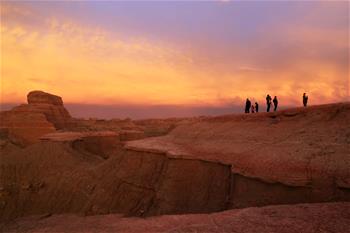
1,15,198,105
1,2,348,108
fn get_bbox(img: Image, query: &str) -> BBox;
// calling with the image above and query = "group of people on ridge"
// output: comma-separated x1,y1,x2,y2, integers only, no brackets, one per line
244,99,259,113
245,93,308,114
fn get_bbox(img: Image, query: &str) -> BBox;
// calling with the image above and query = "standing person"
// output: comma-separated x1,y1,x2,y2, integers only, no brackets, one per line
303,93,308,107
245,98,251,113
251,104,255,113
273,96,278,111
266,94,272,112
255,102,259,113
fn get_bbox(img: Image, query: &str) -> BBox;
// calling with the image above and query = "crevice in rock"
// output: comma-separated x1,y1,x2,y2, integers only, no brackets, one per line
1,144,349,221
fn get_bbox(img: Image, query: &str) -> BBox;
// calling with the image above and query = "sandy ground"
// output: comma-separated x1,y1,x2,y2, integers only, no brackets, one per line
126,103,350,188
2,202,350,233
1,99,349,232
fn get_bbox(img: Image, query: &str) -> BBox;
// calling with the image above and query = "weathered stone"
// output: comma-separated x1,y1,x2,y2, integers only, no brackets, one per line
0,91,75,145
0,111,56,146
1,100,349,230
12,104,71,130
11,91,71,130
126,103,350,190
27,90,63,106
119,130,145,141
41,131,120,159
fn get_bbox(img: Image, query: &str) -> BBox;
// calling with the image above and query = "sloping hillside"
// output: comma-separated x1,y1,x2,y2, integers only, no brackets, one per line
1,102,349,225
127,103,350,188
2,202,350,233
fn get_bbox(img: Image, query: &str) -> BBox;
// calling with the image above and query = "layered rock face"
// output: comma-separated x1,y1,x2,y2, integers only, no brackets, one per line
27,91,64,105
0,142,231,220
1,137,348,221
41,131,120,159
126,103,350,190
0,91,72,146
0,99,349,231
119,130,145,141
0,111,56,146
12,91,71,129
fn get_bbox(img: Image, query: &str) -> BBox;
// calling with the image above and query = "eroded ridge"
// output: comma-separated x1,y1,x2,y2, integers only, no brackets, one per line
1,102,349,221
1,140,349,221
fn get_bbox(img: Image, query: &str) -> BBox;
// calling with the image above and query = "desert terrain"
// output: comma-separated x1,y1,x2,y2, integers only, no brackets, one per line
0,91,349,232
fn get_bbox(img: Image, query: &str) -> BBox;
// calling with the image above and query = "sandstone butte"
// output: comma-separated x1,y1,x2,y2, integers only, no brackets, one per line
0,91,71,146
0,90,349,233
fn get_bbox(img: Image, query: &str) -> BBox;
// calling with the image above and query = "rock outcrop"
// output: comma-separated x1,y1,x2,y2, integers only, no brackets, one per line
119,130,145,141
126,103,350,190
0,142,231,220
27,91,64,106
1,136,348,220
0,101,349,229
0,91,72,146
40,131,119,159
0,111,56,146
12,91,71,129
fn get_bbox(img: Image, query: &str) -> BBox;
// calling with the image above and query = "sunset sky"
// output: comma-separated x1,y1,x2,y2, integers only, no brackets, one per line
1,1,349,118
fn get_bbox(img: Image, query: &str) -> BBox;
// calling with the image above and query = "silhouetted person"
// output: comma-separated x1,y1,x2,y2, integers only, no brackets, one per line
266,94,272,112
303,93,308,107
245,98,251,113
255,102,259,113
273,96,278,111
251,104,255,113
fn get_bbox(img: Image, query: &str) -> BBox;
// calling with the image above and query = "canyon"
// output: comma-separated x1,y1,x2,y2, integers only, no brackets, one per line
0,91,349,232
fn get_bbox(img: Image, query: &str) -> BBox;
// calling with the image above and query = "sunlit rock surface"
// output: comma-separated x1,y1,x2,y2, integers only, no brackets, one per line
1,92,349,232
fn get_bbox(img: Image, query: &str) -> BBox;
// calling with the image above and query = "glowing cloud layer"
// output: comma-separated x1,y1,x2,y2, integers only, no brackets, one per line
1,1,349,110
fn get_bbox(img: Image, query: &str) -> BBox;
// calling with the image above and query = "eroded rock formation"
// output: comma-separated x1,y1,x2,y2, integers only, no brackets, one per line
0,91,72,146
119,130,145,141
12,91,71,129
41,131,119,159
0,111,56,146
1,138,349,220
0,142,231,220
27,91,64,106
0,100,349,230
126,103,350,190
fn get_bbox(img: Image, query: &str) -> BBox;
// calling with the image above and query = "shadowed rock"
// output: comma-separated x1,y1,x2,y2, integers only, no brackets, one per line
126,103,350,190
0,111,56,146
0,97,349,230
41,131,119,159
2,202,349,233
12,90,71,129
0,91,72,146
27,90,64,106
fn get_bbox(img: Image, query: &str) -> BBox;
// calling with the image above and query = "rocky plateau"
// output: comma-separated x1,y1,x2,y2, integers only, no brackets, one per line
0,91,349,232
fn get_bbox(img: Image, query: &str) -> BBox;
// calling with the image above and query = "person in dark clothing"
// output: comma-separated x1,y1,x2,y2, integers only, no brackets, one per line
303,93,308,107
251,104,255,113
266,94,272,112
273,96,278,111
255,102,259,113
245,98,251,113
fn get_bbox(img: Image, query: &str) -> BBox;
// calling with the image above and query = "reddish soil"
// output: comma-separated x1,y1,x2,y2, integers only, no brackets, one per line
127,103,350,188
2,202,349,233
1,91,349,232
